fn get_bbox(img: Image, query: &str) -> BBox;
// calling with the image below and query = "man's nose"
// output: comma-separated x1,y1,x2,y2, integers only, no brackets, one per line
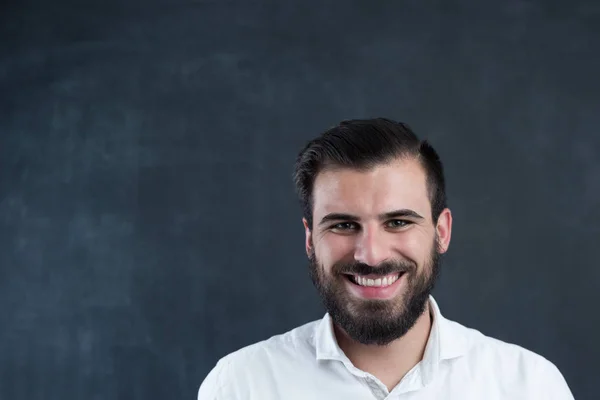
353,225,391,267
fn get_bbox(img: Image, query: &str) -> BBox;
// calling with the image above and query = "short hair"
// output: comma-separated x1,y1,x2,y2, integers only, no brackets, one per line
293,118,447,229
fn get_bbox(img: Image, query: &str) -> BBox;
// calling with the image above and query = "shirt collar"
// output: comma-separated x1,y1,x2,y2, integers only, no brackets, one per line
314,295,468,379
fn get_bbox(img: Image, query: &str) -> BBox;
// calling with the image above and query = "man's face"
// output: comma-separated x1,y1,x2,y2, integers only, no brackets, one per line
304,158,451,346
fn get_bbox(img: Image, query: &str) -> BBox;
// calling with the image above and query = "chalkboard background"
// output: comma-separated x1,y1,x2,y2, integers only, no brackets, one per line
1,1,598,399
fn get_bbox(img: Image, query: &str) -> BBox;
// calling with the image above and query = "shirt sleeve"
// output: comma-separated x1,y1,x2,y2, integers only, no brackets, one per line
197,358,230,400
537,358,574,400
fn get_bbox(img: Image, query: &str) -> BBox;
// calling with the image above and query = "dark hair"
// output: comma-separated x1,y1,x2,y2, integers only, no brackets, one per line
293,118,447,229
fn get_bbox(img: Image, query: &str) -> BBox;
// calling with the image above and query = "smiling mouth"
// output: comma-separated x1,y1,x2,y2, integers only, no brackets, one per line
345,272,405,288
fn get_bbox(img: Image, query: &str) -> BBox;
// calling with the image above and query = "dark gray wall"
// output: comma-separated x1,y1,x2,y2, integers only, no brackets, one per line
1,1,598,399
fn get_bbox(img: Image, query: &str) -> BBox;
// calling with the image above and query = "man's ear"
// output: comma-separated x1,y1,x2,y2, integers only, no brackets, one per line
435,208,452,253
303,218,312,257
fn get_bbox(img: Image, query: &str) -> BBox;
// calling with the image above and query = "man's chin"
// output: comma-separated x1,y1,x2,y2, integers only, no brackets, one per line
326,289,430,345
346,301,406,323
332,312,409,346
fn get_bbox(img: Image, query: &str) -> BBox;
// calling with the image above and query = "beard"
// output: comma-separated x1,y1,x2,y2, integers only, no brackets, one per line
308,235,442,346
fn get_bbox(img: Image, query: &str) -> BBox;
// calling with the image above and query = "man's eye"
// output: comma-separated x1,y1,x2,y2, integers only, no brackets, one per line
332,222,357,231
387,220,410,228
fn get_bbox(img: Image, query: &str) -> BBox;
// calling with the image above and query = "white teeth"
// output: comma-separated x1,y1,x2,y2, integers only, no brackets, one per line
352,274,400,287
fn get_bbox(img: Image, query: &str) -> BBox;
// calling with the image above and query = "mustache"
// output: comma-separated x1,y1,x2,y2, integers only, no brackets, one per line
332,260,415,276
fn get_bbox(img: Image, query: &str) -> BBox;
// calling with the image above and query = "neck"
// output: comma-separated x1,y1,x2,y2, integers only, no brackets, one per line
334,303,433,391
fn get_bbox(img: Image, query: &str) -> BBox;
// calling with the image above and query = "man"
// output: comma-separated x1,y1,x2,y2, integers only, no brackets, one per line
198,118,574,399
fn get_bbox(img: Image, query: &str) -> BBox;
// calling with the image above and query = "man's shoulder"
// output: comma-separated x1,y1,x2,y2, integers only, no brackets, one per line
219,317,321,365
198,318,322,399
447,317,552,367
444,317,572,397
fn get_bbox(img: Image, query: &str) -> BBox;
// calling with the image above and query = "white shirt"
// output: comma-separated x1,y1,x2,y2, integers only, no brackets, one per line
198,296,574,399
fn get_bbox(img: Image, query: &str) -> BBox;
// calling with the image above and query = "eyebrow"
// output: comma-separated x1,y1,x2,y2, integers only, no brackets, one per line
318,209,425,226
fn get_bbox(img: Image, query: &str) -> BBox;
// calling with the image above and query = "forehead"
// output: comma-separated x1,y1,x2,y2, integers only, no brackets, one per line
312,158,431,219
